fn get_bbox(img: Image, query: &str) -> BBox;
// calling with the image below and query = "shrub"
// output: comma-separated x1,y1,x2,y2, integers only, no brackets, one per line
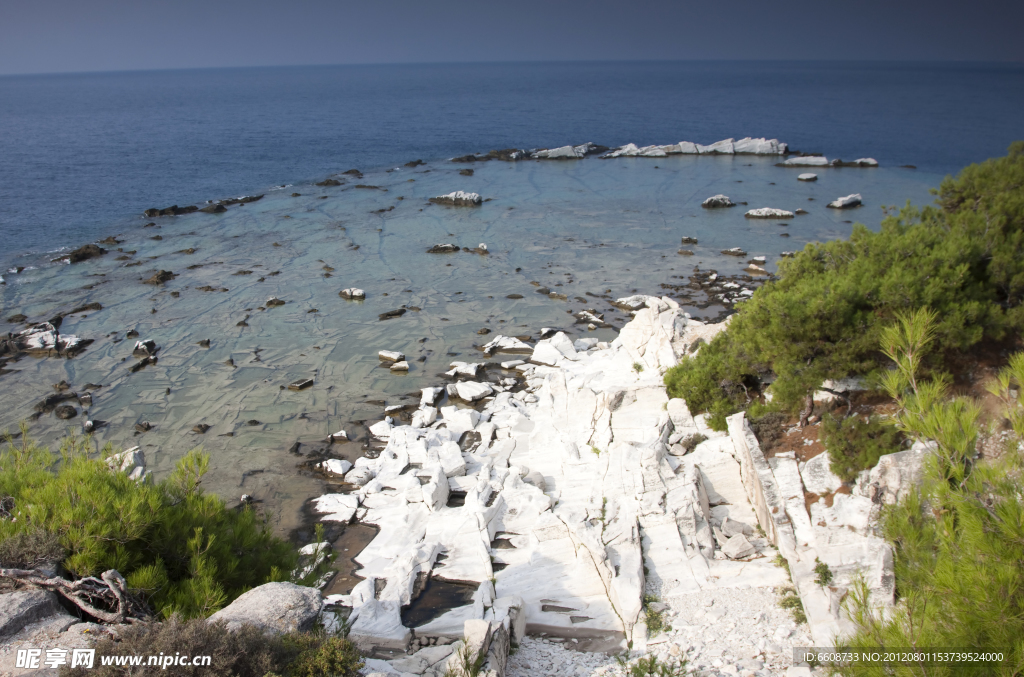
678,433,707,455
778,588,807,624
0,433,296,619
819,413,904,483
642,594,666,636
813,557,833,587
0,525,65,569
665,143,1024,424
61,615,363,677
838,312,1024,676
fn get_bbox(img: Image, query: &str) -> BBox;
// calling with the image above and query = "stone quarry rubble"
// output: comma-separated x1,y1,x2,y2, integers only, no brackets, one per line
291,296,906,677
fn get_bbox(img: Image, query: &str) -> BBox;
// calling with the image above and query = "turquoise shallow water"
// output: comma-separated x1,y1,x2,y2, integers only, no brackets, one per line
0,152,941,532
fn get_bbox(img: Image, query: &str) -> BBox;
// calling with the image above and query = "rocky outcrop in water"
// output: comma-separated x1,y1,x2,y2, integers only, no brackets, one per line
143,205,199,217
430,192,482,206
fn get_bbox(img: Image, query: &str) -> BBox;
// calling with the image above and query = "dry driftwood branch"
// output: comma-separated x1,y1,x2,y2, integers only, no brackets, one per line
0,567,148,623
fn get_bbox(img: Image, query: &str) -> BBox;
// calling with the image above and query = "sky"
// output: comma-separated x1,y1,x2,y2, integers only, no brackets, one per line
1,0,1022,75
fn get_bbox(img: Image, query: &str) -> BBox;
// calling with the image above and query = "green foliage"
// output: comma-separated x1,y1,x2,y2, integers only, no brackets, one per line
62,615,363,677
284,632,364,677
633,362,644,374
813,557,833,587
0,434,296,619
838,313,1024,676
616,652,688,677
748,410,788,452
642,594,666,637
665,143,1024,421
819,413,904,483
778,587,807,625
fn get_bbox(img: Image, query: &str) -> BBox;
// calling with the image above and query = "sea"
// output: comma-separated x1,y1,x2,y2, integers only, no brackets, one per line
1,60,1022,536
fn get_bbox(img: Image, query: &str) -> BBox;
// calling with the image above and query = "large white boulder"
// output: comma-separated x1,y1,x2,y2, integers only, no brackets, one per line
207,582,321,634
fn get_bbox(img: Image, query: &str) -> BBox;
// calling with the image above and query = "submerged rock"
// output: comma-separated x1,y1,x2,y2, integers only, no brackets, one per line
427,244,460,253
721,247,748,257
55,244,107,264
143,205,199,217
143,270,177,285
781,156,829,167
379,309,407,321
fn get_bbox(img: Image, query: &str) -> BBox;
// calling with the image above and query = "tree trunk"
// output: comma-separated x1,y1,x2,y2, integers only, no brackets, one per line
798,391,814,427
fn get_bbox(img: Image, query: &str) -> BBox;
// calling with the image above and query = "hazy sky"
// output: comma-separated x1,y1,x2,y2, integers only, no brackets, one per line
1,0,1021,75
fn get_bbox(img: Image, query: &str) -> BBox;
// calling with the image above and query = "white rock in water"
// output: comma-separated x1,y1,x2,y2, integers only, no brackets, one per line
455,381,493,402
369,417,393,438
602,143,667,158
431,191,482,205
733,137,788,155
852,158,878,166
421,386,444,407
751,255,766,263
378,350,405,362
827,193,863,209
446,361,483,377
313,493,359,522
329,429,348,442
797,173,818,181
697,138,735,154
500,359,525,369
532,142,596,159
745,264,768,275
783,156,829,166
677,141,700,154
702,194,734,208
745,208,795,219
339,288,366,299
614,294,653,311
390,361,410,372
482,335,532,354
319,459,353,475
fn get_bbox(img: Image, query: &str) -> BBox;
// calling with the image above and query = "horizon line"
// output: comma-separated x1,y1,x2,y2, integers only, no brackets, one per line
3,56,1023,79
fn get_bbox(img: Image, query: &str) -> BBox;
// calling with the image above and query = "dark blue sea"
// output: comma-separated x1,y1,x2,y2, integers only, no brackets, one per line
2,61,1023,258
